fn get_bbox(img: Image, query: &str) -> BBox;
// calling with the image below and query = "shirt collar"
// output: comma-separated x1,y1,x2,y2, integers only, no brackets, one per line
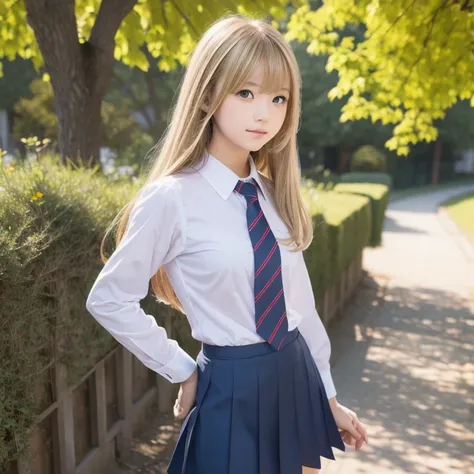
194,151,268,201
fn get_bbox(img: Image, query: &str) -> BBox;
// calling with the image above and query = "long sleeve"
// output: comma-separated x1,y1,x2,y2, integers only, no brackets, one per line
292,251,337,399
86,179,197,383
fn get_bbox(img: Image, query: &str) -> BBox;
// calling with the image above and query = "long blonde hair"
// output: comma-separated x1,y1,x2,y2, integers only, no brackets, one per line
101,15,313,313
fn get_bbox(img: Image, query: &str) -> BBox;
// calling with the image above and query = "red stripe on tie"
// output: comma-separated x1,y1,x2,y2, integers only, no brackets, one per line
249,210,263,231
253,226,270,252
255,241,278,277
256,288,283,328
249,197,258,206
277,335,286,350
255,266,281,302
268,311,287,344
237,181,244,193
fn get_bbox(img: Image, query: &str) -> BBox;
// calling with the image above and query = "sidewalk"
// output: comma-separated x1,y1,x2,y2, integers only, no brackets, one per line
322,185,474,473
116,185,474,474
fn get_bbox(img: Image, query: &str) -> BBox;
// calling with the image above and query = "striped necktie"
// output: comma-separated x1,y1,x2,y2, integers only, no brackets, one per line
234,179,289,350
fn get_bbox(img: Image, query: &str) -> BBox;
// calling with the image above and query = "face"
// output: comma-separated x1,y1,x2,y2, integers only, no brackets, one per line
210,65,290,154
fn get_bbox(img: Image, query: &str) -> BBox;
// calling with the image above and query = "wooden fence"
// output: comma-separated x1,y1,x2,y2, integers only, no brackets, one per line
7,252,363,474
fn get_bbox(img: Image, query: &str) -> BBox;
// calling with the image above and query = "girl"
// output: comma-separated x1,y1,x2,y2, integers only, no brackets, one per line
86,15,368,474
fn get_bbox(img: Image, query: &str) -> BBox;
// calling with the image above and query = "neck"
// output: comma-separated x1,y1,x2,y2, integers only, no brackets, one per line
207,131,251,178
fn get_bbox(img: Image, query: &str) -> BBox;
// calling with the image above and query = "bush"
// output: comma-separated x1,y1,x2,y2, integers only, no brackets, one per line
351,145,387,172
0,155,135,463
340,171,393,189
333,182,390,247
301,186,372,298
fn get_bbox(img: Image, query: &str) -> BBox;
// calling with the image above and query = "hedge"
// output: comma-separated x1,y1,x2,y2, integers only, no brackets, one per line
333,182,390,247
0,157,379,465
340,171,393,190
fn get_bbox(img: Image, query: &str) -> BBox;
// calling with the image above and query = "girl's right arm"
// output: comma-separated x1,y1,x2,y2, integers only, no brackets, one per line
86,179,196,384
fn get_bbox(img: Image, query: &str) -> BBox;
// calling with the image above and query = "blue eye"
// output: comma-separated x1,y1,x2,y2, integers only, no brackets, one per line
274,96,287,104
238,90,253,99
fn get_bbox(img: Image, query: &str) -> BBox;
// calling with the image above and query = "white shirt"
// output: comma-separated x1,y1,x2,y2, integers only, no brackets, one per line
86,153,337,399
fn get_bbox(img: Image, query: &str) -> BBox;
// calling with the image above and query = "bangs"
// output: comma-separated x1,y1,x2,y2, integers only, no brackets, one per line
222,32,293,96
250,36,291,94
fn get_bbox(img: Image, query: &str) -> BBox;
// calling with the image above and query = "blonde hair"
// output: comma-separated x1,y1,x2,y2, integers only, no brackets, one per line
101,14,313,313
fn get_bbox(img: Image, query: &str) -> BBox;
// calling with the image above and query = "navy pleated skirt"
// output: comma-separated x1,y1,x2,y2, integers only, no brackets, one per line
167,328,345,474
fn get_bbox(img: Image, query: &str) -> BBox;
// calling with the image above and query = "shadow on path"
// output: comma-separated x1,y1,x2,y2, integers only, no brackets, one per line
326,273,474,474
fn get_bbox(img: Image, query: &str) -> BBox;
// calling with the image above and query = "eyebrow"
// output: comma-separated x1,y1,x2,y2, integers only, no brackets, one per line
243,81,290,93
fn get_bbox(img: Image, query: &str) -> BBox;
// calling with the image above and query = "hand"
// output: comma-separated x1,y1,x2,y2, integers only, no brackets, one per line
329,399,369,451
173,367,198,420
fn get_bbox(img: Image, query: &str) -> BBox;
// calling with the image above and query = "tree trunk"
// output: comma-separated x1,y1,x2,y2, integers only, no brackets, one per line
24,0,137,165
431,138,442,185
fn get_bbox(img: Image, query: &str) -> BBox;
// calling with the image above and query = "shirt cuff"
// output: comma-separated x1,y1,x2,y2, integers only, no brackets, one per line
156,344,197,383
319,368,337,399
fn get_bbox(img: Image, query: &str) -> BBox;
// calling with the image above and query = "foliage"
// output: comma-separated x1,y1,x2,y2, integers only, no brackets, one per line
0,58,36,110
293,40,392,161
303,186,371,289
107,59,184,142
351,145,387,172
12,79,57,142
440,192,474,245
340,171,393,190
0,155,137,463
13,79,147,155
0,0,302,74
333,182,390,246
286,1,474,156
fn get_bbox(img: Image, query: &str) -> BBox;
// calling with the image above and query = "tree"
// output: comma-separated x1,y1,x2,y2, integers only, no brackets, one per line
107,53,184,143
13,78,150,159
0,0,297,164
286,1,474,156
292,40,392,169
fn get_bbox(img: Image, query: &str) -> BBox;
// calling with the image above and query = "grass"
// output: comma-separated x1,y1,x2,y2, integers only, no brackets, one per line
389,177,474,202
440,192,474,246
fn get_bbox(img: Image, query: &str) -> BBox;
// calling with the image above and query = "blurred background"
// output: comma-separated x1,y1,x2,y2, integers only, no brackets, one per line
0,1,473,474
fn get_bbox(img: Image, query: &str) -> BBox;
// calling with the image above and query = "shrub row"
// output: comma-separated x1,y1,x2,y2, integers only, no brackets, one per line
0,157,388,464
333,182,390,247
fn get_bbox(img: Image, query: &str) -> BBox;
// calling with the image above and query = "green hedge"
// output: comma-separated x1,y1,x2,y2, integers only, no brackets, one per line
340,171,393,190
0,158,383,465
301,186,371,301
333,182,390,247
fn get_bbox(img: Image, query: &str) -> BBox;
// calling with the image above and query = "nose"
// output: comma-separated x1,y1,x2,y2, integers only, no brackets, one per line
253,97,270,123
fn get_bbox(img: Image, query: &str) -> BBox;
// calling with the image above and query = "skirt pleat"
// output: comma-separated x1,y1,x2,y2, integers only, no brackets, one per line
293,337,323,468
229,358,259,474
302,339,346,456
257,355,279,474
168,328,345,474
278,344,303,474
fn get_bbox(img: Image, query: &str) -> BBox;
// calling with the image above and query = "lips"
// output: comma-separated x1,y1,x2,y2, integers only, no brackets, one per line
247,129,268,135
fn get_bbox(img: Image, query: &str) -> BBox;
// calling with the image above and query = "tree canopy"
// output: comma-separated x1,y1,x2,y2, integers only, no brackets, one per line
0,0,295,74
286,0,474,155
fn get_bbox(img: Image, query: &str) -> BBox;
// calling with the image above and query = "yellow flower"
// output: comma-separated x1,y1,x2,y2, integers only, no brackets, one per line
31,191,43,202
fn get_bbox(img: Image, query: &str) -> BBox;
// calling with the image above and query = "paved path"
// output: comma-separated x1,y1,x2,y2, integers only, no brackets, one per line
322,185,474,474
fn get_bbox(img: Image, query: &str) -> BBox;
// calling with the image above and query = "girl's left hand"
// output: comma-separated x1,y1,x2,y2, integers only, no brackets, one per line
329,401,369,451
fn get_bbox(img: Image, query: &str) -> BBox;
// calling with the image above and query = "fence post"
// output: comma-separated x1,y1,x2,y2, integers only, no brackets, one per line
94,360,107,447
55,362,76,474
115,347,133,462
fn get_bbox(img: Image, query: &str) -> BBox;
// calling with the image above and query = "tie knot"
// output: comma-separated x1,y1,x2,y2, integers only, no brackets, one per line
234,180,258,199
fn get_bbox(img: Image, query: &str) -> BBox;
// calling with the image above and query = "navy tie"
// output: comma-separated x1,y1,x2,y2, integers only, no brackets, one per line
234,179,289,350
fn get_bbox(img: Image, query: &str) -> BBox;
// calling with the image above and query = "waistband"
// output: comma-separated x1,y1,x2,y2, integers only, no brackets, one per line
202,328,300,360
